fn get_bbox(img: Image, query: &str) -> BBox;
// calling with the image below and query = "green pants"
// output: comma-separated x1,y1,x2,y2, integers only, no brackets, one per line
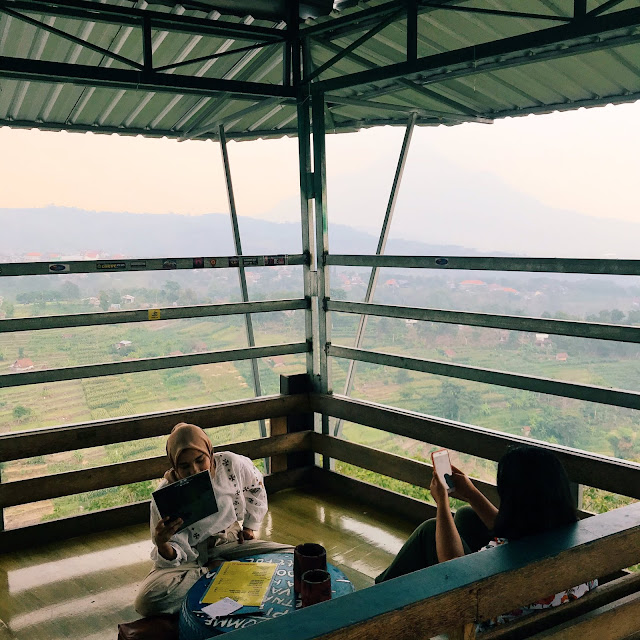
375,506,491,583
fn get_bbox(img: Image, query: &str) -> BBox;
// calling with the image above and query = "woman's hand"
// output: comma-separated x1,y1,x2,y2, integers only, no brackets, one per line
430,471,450,508
237,527,256,544
154,516,183,546
448,465,479,503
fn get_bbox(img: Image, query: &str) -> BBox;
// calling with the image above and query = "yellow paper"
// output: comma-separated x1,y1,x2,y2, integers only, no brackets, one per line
201,562,277,607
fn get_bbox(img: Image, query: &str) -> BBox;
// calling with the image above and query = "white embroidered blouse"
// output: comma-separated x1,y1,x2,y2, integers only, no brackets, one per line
150,451,267,568
476,537,598,631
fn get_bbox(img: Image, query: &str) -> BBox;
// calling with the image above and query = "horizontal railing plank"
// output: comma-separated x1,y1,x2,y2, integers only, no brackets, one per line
312,394,640,499
223,503,640,640
326,254,640,275
0,342,309,388
327,300,640,344
0,298,309,333
0,393,311,462
0,254,306,277
0,432,312,508
329,344,640,410
312,432,500,505
0,467,312,551
481,571,640,640
529,593,640,640
313,467,437,525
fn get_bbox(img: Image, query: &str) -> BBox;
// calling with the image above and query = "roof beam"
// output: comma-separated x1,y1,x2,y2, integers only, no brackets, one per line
0,0,285,42
0,56,296,99
417,2,571,24
313,39,483,117
0,6,143,70
304,8,403,82
312,6,640,94
325,94,491,123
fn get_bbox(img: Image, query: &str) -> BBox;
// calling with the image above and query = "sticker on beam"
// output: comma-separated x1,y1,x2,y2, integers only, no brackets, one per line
49,263,70,273
435,257,449,266
193,257,205,268
97,261,127,271
130,261,147,270
265,255,287,266
162,259,178,270
148,309,162,320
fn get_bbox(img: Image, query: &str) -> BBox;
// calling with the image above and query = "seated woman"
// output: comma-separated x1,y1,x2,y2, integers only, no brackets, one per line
376,446,596,629
135,422,292,617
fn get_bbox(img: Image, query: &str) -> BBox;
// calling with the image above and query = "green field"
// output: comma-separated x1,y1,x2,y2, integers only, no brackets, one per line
1,291,639,528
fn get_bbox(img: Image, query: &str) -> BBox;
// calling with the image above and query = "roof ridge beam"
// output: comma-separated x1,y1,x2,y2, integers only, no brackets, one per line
311,6,640,94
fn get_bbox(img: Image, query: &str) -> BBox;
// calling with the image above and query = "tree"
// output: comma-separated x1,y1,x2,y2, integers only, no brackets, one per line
610,309,625,324
530,408,584,448
13,405,32,421
162,280,181,304
60,281,81,301
607,427,638,461
434,380,476,422
18,347,25,359
99,291,110,311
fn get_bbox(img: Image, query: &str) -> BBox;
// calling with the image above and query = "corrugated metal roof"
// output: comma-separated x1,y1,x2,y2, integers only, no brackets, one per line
0,0,638,141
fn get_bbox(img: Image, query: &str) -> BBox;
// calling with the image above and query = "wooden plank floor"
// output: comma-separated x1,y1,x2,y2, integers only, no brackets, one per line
0,486,417,640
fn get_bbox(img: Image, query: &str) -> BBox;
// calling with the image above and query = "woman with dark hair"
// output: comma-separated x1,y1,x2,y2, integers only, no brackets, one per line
376,446,596,628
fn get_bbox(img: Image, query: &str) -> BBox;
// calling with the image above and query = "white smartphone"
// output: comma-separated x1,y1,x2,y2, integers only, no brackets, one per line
431,449,455,494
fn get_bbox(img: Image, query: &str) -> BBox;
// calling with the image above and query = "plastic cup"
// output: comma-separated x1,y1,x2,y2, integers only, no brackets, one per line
294,543,327,594
301,569,332,607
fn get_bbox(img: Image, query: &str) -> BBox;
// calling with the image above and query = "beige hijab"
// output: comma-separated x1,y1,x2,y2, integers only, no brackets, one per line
163,422,213,484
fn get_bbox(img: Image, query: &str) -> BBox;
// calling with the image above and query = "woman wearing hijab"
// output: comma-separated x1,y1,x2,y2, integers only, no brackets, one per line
135,422,292,616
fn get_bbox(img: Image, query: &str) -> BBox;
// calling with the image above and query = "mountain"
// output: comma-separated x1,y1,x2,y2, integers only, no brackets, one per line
0,207,481,258
266,149,640,259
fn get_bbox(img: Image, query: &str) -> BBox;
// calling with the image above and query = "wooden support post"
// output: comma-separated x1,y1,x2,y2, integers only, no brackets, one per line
269,374,314,475
270,415,289,473
0,465,4,531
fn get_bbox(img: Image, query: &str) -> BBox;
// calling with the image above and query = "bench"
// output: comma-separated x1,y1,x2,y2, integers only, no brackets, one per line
213,502,640,640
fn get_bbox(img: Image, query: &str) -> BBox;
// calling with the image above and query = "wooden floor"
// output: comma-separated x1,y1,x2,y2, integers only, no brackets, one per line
0,486,417,640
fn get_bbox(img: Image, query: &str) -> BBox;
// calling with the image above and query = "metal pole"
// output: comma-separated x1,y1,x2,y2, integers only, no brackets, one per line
311,93,332,468
297,96,316,379
219,125,268,451
334,113,417,437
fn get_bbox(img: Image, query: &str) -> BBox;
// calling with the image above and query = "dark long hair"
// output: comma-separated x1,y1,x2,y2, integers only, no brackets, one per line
493,446,577,540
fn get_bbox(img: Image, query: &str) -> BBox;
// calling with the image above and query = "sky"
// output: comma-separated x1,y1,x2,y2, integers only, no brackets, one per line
0,100,638,230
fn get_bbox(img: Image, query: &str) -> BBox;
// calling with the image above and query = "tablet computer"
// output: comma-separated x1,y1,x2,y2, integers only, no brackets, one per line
152,470,218,532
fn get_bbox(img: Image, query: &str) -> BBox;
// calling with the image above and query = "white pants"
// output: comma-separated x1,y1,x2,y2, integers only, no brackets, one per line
134,523,293,616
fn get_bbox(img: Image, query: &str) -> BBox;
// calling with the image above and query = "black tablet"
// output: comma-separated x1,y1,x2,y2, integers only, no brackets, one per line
152,470,219,532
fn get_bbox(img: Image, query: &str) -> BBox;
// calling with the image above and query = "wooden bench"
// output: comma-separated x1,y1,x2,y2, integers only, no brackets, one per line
216,502,640,640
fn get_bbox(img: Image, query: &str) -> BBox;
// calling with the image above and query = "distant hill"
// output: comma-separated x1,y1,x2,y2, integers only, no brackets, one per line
0,207,481,258
266,149,640,259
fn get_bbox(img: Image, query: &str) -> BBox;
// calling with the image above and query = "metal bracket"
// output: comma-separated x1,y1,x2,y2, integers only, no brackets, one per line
309,271,319,297
306,171,316,199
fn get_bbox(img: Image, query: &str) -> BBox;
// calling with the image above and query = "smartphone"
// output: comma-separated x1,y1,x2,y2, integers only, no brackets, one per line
431,449,455,493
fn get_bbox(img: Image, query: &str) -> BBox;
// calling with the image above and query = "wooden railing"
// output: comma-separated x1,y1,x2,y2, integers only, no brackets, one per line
1,387,639,553
0,392,311,549
223,501,640,640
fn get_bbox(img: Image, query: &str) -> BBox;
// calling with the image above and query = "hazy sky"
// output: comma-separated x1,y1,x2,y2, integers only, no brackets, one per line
1,100,638,228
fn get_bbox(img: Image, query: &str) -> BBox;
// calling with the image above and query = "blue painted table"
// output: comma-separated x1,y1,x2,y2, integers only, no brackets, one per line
179,552,355,639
